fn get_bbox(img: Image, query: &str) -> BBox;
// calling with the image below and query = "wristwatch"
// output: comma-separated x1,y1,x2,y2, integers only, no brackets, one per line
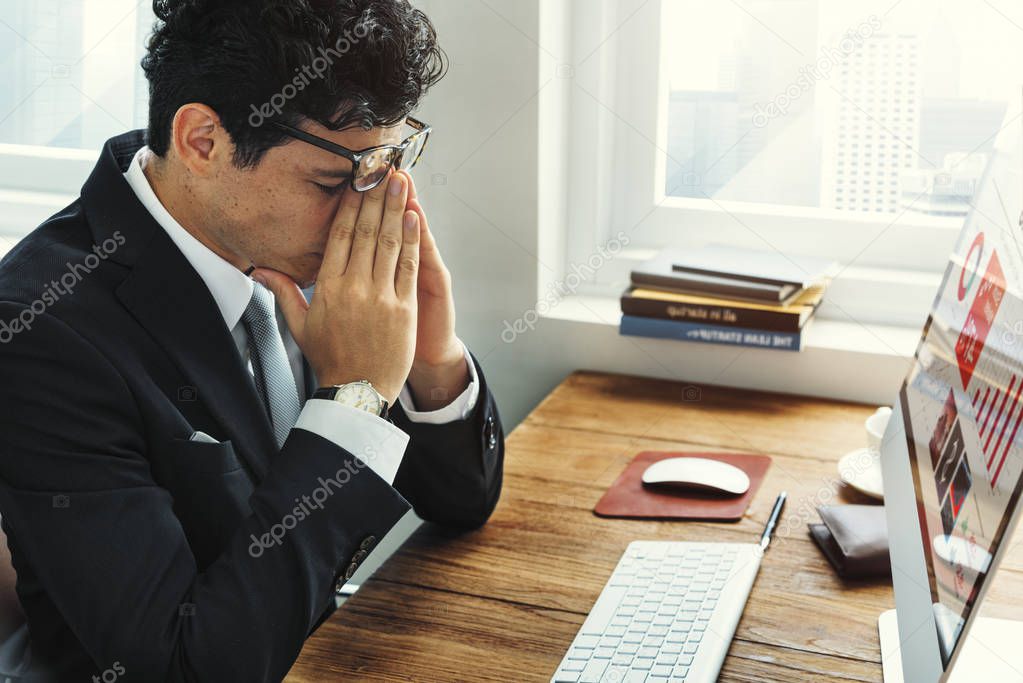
313,380,390,419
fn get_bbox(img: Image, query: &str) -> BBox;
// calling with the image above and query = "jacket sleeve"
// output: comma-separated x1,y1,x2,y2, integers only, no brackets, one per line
0,304,412,682
390,348,505,530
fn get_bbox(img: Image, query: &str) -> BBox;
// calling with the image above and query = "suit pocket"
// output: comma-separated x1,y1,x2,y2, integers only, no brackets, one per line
166,437,245,475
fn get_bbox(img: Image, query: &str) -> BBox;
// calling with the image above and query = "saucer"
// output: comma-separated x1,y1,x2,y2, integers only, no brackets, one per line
838,447,884,500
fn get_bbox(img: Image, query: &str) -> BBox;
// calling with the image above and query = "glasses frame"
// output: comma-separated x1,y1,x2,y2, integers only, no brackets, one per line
270,117,432,192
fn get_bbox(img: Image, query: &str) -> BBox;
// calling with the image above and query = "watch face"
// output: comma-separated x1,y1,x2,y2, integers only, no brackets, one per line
336,382,382,414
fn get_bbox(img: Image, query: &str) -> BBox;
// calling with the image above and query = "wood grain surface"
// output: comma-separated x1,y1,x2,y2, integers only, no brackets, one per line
286,371,1023,682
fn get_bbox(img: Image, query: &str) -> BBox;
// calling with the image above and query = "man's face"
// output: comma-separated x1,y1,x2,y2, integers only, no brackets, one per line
201,119,405,289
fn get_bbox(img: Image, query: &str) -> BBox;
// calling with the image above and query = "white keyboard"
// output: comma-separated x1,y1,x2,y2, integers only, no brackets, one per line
551,541,763,683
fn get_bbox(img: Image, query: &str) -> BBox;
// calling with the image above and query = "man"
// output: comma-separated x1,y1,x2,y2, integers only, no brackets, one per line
0,0,504,680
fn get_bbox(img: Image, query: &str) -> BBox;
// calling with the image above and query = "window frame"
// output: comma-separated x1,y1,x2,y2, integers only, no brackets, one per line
556,0,974,325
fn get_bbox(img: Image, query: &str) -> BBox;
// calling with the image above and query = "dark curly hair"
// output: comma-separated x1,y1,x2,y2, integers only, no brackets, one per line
142,0,446,168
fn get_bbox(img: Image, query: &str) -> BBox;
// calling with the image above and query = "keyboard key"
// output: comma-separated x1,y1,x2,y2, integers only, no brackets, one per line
576,636,601,649
601,666,628,683
567,648,594,660
594,647,616,659
633,657,655,670
623,670,649,683
581,587,628,635
672,664,690,678
651,665,674,677
611,653,634,667
552,670,580,683
579,659,609,683
655,653,678,667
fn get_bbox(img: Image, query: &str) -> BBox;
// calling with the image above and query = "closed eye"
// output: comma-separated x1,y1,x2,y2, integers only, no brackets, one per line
314,179,350,196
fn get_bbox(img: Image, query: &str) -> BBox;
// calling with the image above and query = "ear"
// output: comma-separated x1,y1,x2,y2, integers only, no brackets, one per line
169,103,231,176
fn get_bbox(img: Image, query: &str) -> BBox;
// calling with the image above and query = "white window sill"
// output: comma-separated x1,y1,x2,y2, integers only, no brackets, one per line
539,294,917,406
0,189,76,238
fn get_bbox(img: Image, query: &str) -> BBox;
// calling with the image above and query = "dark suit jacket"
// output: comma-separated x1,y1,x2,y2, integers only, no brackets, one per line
0,131,504,681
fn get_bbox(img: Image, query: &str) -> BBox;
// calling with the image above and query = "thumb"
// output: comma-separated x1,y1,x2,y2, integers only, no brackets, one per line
250,267,310,343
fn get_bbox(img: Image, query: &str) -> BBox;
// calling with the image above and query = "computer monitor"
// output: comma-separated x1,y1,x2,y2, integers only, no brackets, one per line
881,89,1023,682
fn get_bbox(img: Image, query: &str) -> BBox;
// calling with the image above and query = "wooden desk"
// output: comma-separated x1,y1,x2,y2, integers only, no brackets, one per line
286,371,1023,682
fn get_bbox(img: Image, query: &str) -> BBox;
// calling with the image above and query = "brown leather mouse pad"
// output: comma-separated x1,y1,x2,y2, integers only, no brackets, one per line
594,451,771,522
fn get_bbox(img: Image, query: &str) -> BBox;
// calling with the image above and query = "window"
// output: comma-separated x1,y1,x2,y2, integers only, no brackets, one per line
1,0,151,150
553,0,1023,325
0,0,153,237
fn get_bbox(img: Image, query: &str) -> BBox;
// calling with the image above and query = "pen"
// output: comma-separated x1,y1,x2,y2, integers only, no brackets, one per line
759,491,787,552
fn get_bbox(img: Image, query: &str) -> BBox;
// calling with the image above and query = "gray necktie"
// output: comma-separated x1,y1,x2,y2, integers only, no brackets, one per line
241,282,302,448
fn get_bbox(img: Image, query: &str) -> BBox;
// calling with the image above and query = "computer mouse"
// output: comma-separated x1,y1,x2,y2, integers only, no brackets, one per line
641,457,750,496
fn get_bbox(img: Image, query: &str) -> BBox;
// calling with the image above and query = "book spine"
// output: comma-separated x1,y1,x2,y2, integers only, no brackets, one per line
630,273,783,303
620,294,803,332
619,315,804,351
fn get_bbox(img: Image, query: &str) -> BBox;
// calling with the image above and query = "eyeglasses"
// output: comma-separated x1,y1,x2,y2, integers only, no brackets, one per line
270,117,431,192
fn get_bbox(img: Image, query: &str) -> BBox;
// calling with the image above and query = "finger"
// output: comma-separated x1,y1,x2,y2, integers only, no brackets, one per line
400,169,418,201
407,196,444,269
346,170,392,279
374,172,409,286
320,184,363,276
250,268,311,345
395,210,420,300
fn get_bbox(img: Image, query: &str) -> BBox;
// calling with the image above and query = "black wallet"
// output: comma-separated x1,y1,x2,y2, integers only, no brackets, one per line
808,504,890,578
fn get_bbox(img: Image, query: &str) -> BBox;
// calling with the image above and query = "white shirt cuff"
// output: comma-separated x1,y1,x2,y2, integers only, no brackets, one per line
294,399,410,486
397,339,480,424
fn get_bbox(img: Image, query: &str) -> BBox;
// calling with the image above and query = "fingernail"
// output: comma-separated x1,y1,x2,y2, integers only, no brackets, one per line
389,175,402,196
404,212,418,232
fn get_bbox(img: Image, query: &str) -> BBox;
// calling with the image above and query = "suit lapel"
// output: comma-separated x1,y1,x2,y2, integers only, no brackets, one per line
83,131,277,481
115,238,277,481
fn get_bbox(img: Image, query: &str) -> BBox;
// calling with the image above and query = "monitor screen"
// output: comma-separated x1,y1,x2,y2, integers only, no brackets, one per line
899,91,1023,668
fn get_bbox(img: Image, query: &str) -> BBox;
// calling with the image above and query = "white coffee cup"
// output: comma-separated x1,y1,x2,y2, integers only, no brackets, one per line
866,406,892,454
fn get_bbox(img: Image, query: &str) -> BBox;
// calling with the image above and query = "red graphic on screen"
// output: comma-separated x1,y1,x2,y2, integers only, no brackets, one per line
955,250,1006,390
973,375,1023,488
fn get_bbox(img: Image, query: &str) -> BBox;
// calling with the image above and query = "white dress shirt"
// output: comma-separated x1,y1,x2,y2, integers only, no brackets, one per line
123,146,479,485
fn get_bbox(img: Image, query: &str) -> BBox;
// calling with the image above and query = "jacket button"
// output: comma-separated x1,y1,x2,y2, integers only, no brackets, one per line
485,415,497,450
344,561,359,581
360,535,376,551
352,549,368,564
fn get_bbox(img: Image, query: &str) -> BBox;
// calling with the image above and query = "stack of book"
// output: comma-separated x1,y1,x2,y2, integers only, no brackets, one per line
619,245,836,351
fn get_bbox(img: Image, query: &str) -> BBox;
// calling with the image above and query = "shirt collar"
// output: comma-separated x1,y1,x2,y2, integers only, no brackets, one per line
123,146,254,331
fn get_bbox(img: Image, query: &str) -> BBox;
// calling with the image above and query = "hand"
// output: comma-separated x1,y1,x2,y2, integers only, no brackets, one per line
253,171,419,405
399,170,470,410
